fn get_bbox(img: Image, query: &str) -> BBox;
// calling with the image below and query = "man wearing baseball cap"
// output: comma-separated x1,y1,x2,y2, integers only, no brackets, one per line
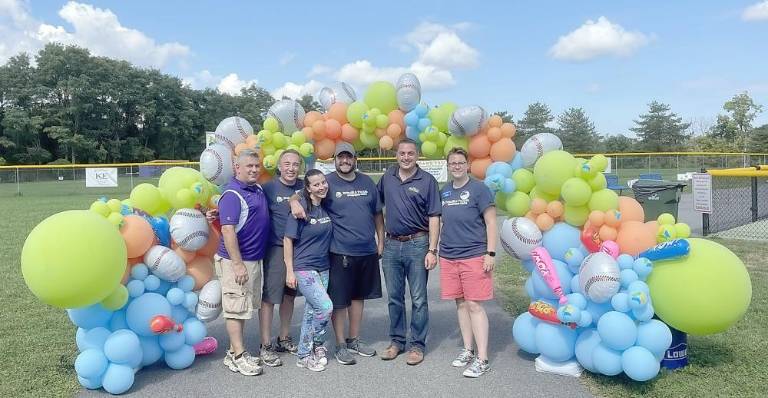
290,142,384,365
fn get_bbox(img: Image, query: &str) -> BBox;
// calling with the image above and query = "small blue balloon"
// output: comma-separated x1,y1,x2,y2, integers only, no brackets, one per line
502,178,517,194
611,292,631,313
139,336,163,367
557,304,581,323
542,223,582,262
512,312,540,354
184,292,198,309
575,328,602,372
488,161,514,178
166,288,185,306
165,344,196,370
509,152,524,170
404,111,419,126
484,174,504,193
622,346,660,381
144,275,161,291
126,292,172,337
535,322,577,362
586,301,612,324
592,342,623,376
524,276,536,299
183,318,207,345
102,363,135,395
159,331,186,352
131,264,149,281
78,375,102,390
632,303,655,322
82,327,111,351
156,280,172,295
415,104,429,117
76,328,87,351
149,216,171,247
636,319,673,359
633,257,653,280
563,248,584,274
75,349,108,380
104,330,142,367
577,310,593,327
597,311,638,351
177,276,195,292
110,310,128,330
67,304,113,329
417,118,431,132
620,269,639,288
127,280,145,298
171,305,190,324
565,292,587,310
617,254,634,270
627,280,650,297
570,274,580,295
521,259,534,273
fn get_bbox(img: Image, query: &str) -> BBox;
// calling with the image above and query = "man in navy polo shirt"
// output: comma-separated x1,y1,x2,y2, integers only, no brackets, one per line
216,149,270,376
377,138,441,366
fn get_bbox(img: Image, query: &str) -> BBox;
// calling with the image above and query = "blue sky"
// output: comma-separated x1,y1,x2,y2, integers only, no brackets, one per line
2,0,767,135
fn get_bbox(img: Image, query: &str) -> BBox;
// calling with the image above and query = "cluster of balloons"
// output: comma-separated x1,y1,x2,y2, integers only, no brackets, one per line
497,141,753,382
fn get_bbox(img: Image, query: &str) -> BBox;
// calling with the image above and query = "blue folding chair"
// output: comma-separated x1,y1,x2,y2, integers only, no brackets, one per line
604,174,625,195
639,173,663,181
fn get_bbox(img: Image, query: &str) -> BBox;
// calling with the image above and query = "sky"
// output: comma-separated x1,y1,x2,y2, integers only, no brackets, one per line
1,0,767,136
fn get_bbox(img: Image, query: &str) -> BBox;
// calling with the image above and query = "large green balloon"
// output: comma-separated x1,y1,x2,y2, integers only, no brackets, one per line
346,101,369,128
534,150,576,195
588,173,607,191
444,136,469,156
360,131,379,149
529,186,558,202
130,184,161,214
494,192,508,212
647,238,752,335
429,102,457,132
363,81,398,114
588,188,619,212
512,169,535,194
505,192,531,217
22,210,127,309
561,177,592,206
421,141,438,158
563,204,589,226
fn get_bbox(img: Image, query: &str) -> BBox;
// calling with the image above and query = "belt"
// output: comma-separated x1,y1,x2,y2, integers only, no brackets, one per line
386,231,427,242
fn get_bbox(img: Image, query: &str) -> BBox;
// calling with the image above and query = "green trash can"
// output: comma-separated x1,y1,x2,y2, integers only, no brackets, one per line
631,180,687,221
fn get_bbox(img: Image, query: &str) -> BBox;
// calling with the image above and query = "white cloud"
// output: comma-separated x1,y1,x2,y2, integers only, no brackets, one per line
0,0,189,67
217,73,258,96
743,1,768,21
279,51,297,65
271,79,324,100
549,16,650,61
307,64,333,77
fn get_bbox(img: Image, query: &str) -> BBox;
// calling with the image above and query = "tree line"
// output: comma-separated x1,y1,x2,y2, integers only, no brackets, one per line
1,44,766,165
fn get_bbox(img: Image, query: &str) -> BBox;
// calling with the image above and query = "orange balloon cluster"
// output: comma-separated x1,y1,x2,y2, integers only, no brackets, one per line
581,196,656,256
524,199,565,231
469,115,517,179
234,134,261,156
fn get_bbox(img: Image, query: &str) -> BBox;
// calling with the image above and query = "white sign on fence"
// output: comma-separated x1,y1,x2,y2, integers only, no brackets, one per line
691,172,712,213
205,132,216,147
313,160,337,175
85,168,118,187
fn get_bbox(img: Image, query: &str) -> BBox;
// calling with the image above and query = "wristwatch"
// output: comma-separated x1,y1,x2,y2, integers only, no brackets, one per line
486,251,496,257
428,248,438,255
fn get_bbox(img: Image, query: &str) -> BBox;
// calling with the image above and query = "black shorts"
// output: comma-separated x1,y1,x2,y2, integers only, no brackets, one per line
262,245,299,305
327,252,382,309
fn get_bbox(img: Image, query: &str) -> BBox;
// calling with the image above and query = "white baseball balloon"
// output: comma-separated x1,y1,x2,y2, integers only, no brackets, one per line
579,252,621,303
196,280,222,322
170,208,210,251
448,105,487,137
396,73,421,112
144,245,187,282
267,99,306,134
500,217,543,260
317,82,357,111
199,143,233,186
521,133,563,167
214,116,252,150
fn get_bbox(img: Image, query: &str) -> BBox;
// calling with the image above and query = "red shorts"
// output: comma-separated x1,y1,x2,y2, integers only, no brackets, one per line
439,255,493,301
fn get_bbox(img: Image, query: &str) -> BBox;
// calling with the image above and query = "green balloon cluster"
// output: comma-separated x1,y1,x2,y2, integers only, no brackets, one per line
158,167,216,210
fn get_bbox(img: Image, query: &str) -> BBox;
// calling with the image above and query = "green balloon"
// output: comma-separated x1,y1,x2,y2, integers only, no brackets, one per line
363,81,398,114
346,101,369,128
264,117,279,133
592,154,608,172
561,177,592,206
512,169,535,194
647,238,752,335
437,131,448,146
90,200,111,217
494,192,508,212
444,136,469,156
352,138,365,152
563,204,589,226
588,188,619,212
21,210,127,309
588,173,607,191
107,199,122,213
262,143,276,156
376,114,389,129
299,142,314,157
101,284,129,310
421,141,438,158
529,186,558,202
272,132,287,149
130,183,161,214
360,131,379,149
430,102,458,132
291,131,307,146
505,191,531,217
534,150,576,195
425,126,439,142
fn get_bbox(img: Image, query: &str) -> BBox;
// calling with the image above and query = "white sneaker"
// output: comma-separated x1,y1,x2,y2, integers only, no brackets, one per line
452,348,475,367
463,358,490,378
297,355,326,372
313,344,328,366
230,351,263,376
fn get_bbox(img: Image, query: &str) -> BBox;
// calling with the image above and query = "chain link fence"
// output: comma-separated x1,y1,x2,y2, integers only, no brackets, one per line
703,174,768,241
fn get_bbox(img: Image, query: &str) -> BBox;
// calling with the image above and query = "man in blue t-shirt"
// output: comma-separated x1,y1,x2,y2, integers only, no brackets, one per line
290,142,384,365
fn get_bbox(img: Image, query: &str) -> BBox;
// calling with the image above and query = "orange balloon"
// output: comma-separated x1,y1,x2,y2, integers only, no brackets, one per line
488,114,503,128
315,138,336,160
304,111,323,127
469,157,493,179
197,227,220,257
326,119,342,140
536,213,555,231
187,256,214,290
530,198,548,214
599,225,618,241
524,211,538,223
605,209,621,228
120,215,154,258
501,123,516,138
379,135,394,150
127,257,143,266
375,128,387,138
616,220,656,256
388,110,405,131
341,123,359,142
487,127,502,143
645,221,659,236
588,210,605,227
234,142,249,156
327,102,348,125
245,134,259,148
469,134,491,158
618,196,645,223
386,123,402,138
489,138,516,162
546,200,564,218
312,120,326,136
302,126,315,141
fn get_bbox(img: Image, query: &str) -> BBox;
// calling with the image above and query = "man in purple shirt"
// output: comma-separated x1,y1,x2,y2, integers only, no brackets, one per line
216,149,270,376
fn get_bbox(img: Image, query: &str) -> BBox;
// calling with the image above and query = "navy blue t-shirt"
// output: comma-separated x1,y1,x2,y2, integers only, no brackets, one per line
284,200,332,271
325,172,382,256
262,179,304,246
439,178,494,260
377,165,441,236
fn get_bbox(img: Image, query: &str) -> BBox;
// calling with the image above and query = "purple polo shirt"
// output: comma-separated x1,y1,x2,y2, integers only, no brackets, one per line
217,177,270,261
377,165,441,236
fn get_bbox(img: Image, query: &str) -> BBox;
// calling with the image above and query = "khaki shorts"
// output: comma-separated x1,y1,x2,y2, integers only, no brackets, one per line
214,255,263,320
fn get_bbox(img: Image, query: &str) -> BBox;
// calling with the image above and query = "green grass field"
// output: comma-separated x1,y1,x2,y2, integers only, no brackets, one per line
495,243,767,398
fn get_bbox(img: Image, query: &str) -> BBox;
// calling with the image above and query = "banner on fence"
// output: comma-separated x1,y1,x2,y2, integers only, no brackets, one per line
85,168,118,187
417,160,448,183
205,132,216,147
692,172,712,213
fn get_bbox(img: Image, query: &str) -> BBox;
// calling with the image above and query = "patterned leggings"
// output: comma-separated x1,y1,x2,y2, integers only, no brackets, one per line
295,270,333,358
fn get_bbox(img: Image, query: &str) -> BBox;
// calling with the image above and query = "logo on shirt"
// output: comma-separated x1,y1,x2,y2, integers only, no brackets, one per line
442,190,470,207
335,191,342,198
460,190,470,201
336,189,370,198
310,216,331,225
408,186,420,194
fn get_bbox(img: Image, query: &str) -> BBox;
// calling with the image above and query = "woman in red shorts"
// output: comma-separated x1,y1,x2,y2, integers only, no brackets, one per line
438,147,497,378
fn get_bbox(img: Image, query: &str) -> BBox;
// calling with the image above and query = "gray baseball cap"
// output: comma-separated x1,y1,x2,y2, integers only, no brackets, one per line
334,141,356,157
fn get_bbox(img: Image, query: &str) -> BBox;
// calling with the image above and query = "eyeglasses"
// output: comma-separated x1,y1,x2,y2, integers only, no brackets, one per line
448,162,467,168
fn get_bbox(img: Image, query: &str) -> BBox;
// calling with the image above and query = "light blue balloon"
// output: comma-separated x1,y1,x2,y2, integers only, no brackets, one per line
183,292,198,309
102,363,135,395
488,161,514,178
131,264,149,280
617,254,634,270
156,280,172,295
405,126,420,141
81,327,111,351
524,276,536,299
415,104,429,117
621,346,660,381
531,260,572,299
597,311,638,351
171,305,190,324
75,349,108,380
557,304,581,323
633,257,653,280
76,328,87,351
127,280,145,298
521,260,534,273
509,152,523,170
144,275,161,291
484,174,504,193
183,318,207,345
177,276,195,292
620,269,639,288
570,274,580,295
611,292,631,313
512,312,540,354
404,111,419,126
563,248,584,274
577,310,593,327
165,344,196,370
126,292,172,337
574,328,602,372
627,280,650,297
166,288,185,306
502,178,517,194
586,301,612,324
67,304,113,329
159,331,186,352
104,330,142,368
636,319,673,359
542,223,582,262
78,375,102,390
535,322,577,362
632,303,655,322
109,310,128,331
139,336,163,367
593,342,623,376
565,292,587,310
417,118,431,132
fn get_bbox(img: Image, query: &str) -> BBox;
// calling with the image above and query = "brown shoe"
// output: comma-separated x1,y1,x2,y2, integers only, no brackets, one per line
380,345,402,361
406,348,424,366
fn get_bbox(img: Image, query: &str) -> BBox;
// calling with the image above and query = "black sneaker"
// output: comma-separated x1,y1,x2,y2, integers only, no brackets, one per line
334,346,357,365
346,337,376,357
275,336,298,355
